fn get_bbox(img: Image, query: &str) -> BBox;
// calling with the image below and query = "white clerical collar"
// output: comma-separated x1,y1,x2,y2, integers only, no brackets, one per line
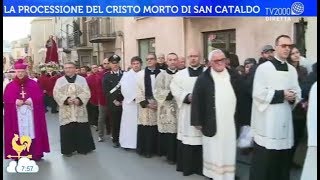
147,67,156,71
168,68,177,73
274,56,287,64
113,70,120,74
190,65,201,70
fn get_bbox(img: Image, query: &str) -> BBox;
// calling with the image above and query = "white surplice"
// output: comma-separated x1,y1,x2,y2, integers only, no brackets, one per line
301,82,317,180
251,60,301,150
16,98,35,139
136,70,161,126
170,68,205,145
202,69,236,180
154,70,178,133
53,75,91,126
119,69,140,149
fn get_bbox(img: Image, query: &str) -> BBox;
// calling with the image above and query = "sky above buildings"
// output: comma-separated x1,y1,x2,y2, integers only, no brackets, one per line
3,17,35,42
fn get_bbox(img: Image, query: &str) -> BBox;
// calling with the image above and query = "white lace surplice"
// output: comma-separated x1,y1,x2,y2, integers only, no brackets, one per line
16,98,35,139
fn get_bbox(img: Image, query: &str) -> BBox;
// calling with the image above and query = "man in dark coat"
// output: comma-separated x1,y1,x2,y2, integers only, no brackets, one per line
191,49,241,180
102,54,124,148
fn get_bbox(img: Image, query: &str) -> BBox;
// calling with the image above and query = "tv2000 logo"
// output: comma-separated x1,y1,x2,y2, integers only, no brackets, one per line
265,2,304,16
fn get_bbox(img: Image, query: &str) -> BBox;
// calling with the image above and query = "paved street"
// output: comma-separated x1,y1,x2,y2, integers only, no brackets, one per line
3,112,302,180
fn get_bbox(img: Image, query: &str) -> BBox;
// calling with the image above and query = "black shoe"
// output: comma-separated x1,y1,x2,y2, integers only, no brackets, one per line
113,142,120,148
51,111,59,113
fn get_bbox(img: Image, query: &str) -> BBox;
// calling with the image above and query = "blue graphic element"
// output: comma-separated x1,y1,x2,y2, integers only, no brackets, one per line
2,0,317,16
291,2,304,15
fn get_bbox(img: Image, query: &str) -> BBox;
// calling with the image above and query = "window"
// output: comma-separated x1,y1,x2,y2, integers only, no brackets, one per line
80,55,90,66
104,52,114,59
294,18,307,57
138,38,155,67
92,56,98,65
203,29,236,59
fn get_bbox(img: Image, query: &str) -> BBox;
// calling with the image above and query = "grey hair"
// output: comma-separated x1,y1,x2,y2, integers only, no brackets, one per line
64,62,76,67
208,49,225,61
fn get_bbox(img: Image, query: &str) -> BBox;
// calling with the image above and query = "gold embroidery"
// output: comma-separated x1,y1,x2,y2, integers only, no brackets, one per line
203,161,235,175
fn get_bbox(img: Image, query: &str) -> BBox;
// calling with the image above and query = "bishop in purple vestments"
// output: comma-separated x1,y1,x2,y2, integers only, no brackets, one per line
4,59,50,161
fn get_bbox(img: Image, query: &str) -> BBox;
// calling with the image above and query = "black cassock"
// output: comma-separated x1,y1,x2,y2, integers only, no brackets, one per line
60,75,96,155
249,58,296,180
176,67,204,176
137,67,161,157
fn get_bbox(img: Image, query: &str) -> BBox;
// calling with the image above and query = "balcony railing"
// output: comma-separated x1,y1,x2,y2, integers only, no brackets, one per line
88,18,116,43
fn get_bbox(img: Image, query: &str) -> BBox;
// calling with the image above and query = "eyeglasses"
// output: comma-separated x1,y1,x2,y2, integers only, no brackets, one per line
277,44,294,49
146,58,155,61
212,58,227,63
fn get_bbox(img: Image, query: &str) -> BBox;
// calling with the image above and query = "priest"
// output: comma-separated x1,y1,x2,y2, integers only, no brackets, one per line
119,56,142,149
191,49,240,180
156,53,168,70
53,62,95,156
249,35,301,180
4,59,50,161
136,53,162,158
154,53,179,164
301,82,317,180
170,49,205,176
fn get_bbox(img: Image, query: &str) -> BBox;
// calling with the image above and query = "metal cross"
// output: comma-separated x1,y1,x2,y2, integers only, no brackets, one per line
20,89,26,99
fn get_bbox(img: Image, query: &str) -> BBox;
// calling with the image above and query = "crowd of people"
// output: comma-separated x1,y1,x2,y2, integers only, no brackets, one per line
3,34,317,180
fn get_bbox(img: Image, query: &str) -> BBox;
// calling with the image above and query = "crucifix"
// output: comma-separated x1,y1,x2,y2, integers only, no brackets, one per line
20,87,26,99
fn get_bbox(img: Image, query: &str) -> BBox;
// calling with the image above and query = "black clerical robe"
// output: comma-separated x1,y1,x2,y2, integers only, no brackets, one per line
170,66,205,176
250,57,301,180
53,75,95,155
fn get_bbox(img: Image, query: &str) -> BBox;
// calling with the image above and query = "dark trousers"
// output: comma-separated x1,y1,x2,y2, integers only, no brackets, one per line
49,96,58,112
87,103,99,126
106,107,112,135
289,115,307,165
44,93,50,110
111,109,122,143
249,143,291,180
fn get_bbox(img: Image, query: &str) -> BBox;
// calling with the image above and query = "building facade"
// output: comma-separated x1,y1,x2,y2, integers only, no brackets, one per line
85,17,124,67
52,17,80,64
29,18,54,68
3,40,13,72
122,17,317,69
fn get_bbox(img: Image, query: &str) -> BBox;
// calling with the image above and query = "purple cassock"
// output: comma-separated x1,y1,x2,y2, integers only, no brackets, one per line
3,60,50,161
